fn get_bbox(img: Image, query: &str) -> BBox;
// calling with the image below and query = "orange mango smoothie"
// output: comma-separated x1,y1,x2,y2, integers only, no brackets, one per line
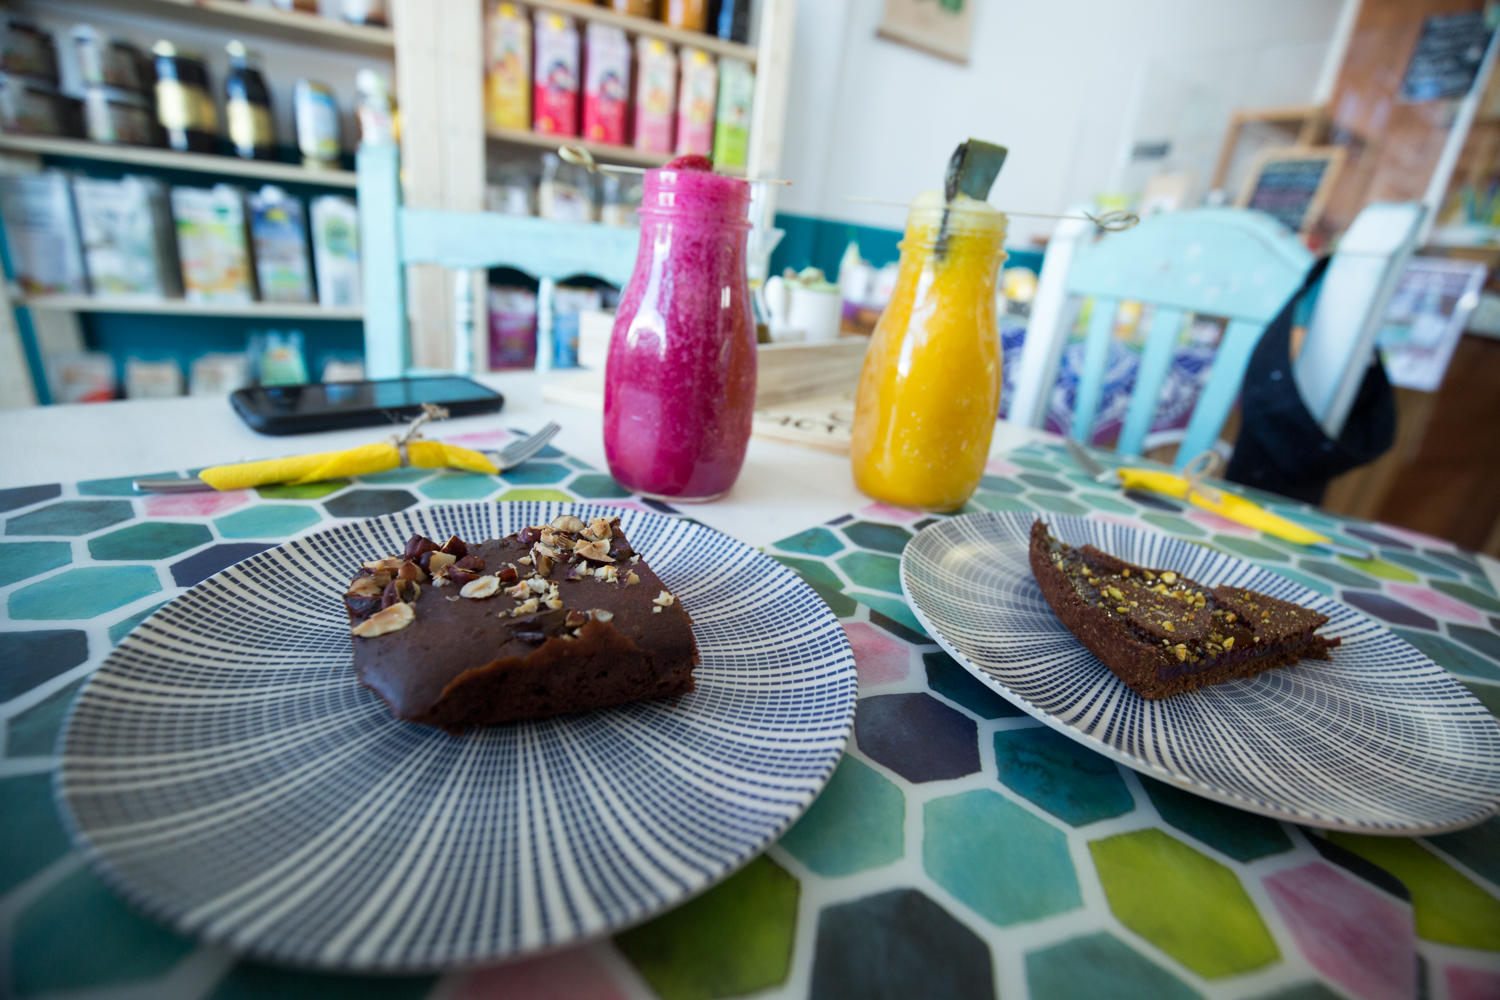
850,192,1008,511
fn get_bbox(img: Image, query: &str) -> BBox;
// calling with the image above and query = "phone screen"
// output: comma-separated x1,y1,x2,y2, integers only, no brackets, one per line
244,377,500,416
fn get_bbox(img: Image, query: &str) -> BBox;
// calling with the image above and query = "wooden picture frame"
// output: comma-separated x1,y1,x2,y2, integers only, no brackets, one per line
878,0,975,65
1210,104,1327,193
1235,145,1346,235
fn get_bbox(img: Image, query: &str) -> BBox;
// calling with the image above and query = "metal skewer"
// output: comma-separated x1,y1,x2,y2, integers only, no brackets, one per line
558,145,791,184
844,195,1138,230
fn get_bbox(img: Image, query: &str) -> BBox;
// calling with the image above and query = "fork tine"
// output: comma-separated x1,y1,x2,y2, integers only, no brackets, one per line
496,422,561,468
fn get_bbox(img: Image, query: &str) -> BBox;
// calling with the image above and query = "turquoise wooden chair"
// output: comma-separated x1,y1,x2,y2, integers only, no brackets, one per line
1007,208,1314,469
357,144,639,379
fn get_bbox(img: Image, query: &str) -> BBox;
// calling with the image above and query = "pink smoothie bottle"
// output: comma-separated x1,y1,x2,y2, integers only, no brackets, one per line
604,155,756,501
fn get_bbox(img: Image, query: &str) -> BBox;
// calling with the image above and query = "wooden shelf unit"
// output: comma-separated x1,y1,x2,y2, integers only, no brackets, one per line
0,134,358,188
524,0,756,64
485,127,745,175
19,296,363,320
47,0,394,55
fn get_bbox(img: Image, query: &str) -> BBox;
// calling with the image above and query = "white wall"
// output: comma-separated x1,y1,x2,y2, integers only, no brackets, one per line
778,0,1344,246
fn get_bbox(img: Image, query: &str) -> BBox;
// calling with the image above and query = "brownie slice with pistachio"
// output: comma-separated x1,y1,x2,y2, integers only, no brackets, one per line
343,515,698,733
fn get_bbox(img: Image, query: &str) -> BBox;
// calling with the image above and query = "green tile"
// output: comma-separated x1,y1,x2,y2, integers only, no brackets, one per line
1337,555,1418,583
1211,536,1290,563
773,526,844,557
1141,513,1206,538
925,650,1022,719
355,467,432,484
1299,559,1379,589
1078,492,1135,514
1028,932,1204,1000
1328,833,1500,950
1263,567,1334,597
1009,456,1061,472
257,479,348,500
76,472,179,496
0,774,73,893
214,505,322,539
968,493,1036,514
1376,550,1459,579
779,756,904,876
837,551,902,595
852,593,927,637
568,473,632,499
771,555,857,618
109,601,169,646
6,500,134,536
1139,776,1292,861
1027,493,1089,516
841,522,914,555
10,566,161,620
978,475,1025,495
1462,679,1500,716
6,678,83,756
564,456,593,469
1019,473,1075,493
1427,817,1500,887
0,541,71,588
994,727,1134,826
616,855,799,1000
1267,504,1341,529
418,473,500,500
88,522,211,561
495,489,573,502
499,461,570,485
1431,580,1500,615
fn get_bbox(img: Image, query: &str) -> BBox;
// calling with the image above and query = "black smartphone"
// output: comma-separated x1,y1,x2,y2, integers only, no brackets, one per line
230,377,505,436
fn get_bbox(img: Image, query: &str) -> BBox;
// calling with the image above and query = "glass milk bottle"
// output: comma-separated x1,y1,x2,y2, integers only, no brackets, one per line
850,193,1008,511
604,156,756,501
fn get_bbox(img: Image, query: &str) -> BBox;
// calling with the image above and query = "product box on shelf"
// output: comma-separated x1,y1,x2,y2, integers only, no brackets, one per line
0,170,87,295
72,174,180,298
675,46,717,158
485,1,531,131
633,37,676,155
583,22,629,146
310,194,361,308
533,11,579,137
171,184,255,303
489,285,538,369
248,185,314,304
713,58,753,169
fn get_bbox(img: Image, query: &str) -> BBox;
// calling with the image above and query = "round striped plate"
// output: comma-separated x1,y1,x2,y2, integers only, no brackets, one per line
56,503,857,971
900,512,1500,833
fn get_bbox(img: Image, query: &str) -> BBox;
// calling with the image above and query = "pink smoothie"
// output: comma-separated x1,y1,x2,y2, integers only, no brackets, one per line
603,157,756,501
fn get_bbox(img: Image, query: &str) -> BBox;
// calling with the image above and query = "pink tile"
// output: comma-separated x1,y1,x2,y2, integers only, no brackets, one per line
1446,965,1500,1000
986,459,1023,477
844,620,911,686
858,503,923,523
1264,862,1415,1000
144,491,250,517
443,429,515,446
454,947,626,1000
1388,583,1485,625
1186,509,1257,536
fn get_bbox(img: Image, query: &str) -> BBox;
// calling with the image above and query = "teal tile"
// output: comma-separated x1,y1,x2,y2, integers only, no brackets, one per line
853,593,927,637
969,493,1036,514
207,964,437,1000
1432,580,1500,615
1449,625,1500,669
1266,504,1341,529
1027,493,1089,516
1139,775,1292,861
1010,456,1061,472
924,650,1022,718
1027,932,1203,1000
773,526,844,558
12,868,195,997
355,467,432,484
837,551,902,595
6,500,134,536
842,522,914,555
9,566,161,620
1463,679,1500,716
779,756,904,876
6,679,83,756
499,461,570,485
419,473,500,500
1078,492,1135,514
978,475,1025,495
0,541,71,587
0,630,87,699
77,473,180,496
214,505,322,539
1019,473,1074,493
564,456,593,469
257,479,348,500
1142,513,1206,538
568,473,632,498
1212,536,1290,563
1392,551,1466,578
1263,567,1334,597
1299,559,1379,589
924,789,1081,926
994,727,1134,826
89,522,210,561
0,774,72,893
1427,816,1500,886
109,601,169,646
771,554,856,618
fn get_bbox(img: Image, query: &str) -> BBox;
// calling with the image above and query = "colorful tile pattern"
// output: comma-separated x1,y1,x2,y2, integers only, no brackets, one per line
1,437,1497,998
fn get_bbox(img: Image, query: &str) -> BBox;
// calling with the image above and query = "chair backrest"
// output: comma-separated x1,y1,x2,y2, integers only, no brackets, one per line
1009,208,1313,468
357,144,640,379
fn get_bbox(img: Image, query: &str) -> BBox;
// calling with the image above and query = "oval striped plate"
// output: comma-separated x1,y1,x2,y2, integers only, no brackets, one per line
900,512,1500,833
56,503,857,971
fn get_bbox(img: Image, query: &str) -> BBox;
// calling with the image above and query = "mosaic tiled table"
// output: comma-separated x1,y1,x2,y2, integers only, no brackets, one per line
3,431,1499,1000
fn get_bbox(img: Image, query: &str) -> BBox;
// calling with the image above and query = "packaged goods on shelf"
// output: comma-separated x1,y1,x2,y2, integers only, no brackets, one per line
342,0,389,26
533,11,580,137
321,355,365,381
225,41,275,160
47,351,115,403
538,152,592,222
712,0,750,43
0,72,83,138
583,23,629,146
662,0,708,32
355,69,396,146
485,1,531,131
72,174,181,298
294,79,342,169
0,170,87,294
1,18,59,84
634,37,676,155
675,47,716,157
248,185,314,304
71,26,151,93
713,57,752,169
171,184,255,303
124,356,184,398
605,0,655,15
489,285,537,369
271,0,318,13
253,330,309,385
310,194,361,307
189,352,250,395
487,160,535,215
552,284,603,368
152,42,218,154
599,172,641,227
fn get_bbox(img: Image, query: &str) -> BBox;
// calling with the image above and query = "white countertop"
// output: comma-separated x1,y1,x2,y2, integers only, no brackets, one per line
0,372,1048,549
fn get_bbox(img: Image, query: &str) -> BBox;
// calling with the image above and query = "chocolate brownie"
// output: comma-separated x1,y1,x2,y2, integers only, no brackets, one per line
1028,519,1339,699
343,515,698,732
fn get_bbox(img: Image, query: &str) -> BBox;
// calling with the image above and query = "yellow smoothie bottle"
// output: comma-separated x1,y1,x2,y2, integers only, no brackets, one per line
851,191,1008,511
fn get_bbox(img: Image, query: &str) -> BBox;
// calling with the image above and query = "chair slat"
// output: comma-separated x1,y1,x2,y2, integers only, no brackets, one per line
1117,306,1184,458
357,144,406,379
1069,295,1119,443
1175,317,1263,468
400,209,640,286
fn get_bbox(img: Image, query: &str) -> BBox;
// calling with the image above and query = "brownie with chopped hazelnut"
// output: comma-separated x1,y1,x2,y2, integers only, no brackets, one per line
1028,519,1339,699
343,515,698,733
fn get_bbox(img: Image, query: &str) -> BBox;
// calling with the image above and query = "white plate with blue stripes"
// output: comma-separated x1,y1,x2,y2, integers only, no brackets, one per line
56,503,858,971
901,512,1500,834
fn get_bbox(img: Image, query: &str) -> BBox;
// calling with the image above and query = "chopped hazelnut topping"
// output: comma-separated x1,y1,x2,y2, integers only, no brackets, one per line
630,554,640,564
526,577,548,594
505,580,532,599
347,575,386,597
518,556,532,566
1226,613,1236,623
590,609,614,622
626,571,640,586
362,557,405,573
352,601,414,637
573,538,613,563
652,590,676,607
1143,570,1156,581
544,598,564,610
1162,621,1175,631
511,598,539,616
581,517,613,541
597,564,619,583
428,551,457,576
652,606,662,613
550,515,587,533
1160,571,1177,584
461,575,501,599
1174,643,1188,661
446,595,460,602
1222,637,1234,649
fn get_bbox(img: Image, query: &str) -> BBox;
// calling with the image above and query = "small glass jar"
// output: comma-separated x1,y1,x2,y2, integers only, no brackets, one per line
151,41,217,154
850,193,1008,511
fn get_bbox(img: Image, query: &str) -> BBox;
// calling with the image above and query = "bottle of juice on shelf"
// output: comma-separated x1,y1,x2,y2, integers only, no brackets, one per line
604,155,756,501
851,140,1010,512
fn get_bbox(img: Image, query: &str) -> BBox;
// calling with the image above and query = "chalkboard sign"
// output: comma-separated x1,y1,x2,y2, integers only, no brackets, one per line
1400,11,1492,103
1237,147,1344,234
